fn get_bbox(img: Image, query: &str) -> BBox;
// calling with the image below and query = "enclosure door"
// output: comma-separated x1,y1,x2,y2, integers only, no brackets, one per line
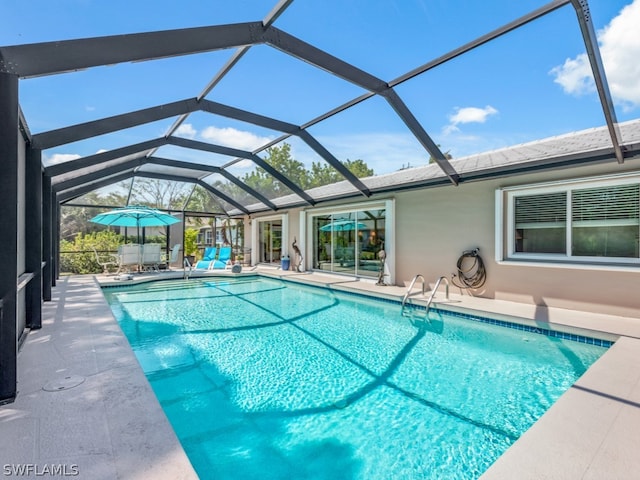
258,220,282,264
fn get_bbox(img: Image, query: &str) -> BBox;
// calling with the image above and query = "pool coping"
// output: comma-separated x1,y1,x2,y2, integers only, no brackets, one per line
0,275,198,479
3,269,639,479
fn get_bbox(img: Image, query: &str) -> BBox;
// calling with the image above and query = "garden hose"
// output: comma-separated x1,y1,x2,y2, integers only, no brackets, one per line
452,248,486,289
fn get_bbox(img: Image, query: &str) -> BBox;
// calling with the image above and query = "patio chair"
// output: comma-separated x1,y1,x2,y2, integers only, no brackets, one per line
212,246,232,269
92,247,119,274
161,244,181,270
141,243,162,272
194,247,217,269
118,244,142,273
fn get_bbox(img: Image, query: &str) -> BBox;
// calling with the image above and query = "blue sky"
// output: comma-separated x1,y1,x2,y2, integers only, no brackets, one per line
2,0,639,176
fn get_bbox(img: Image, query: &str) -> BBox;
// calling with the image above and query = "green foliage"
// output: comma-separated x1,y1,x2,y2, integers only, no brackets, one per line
186,186,225,219
310,158,374,187
343,159,375,178
242,144,308,195
240,143,375,197
184,228,199,257
59,230,123,274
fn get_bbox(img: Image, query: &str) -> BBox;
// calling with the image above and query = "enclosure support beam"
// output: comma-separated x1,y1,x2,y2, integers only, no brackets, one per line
0,72,19,404
570,0,624,164
54,202,60,282
42,175,52,301
25,147,42,329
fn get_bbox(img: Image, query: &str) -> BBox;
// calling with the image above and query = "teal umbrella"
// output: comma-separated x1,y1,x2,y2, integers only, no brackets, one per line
319,220,366,231
90,205,180,243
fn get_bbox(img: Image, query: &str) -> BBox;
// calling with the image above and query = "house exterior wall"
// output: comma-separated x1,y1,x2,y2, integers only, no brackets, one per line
394,159,640,318
263,158,640,319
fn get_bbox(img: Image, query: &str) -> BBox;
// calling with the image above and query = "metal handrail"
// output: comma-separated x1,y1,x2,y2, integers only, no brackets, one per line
183,257,193,280
401,274,425,311
401,274,450,318
424,276,450,315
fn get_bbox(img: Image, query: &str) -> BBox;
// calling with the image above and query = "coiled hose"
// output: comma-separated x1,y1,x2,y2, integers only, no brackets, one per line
452,248,486,289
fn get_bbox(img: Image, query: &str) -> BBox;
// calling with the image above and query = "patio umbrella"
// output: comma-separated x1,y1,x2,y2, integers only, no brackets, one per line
90,205,180,243
319,220,367,231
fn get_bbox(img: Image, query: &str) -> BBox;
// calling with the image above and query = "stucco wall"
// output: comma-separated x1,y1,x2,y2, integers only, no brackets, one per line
393,160,640,318
256,159,640,318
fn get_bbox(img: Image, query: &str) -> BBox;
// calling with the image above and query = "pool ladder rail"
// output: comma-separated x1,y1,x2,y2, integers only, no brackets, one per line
401,274,450,318
183,257,193,280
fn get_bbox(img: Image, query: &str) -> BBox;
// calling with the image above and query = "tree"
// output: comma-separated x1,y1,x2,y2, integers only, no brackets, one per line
129,178,191,209
243,143,375,193
309,158,374,188
60,192,105,241
104,185,128,206
242,143,311,196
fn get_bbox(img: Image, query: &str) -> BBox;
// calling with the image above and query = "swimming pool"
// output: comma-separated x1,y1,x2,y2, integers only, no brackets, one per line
103,276,609,479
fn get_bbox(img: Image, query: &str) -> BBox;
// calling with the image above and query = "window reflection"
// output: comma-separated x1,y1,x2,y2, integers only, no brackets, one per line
312,208,385,277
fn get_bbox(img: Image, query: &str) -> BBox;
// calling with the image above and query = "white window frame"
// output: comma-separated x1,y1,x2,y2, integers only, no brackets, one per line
251,213,288,266
497,172,640,267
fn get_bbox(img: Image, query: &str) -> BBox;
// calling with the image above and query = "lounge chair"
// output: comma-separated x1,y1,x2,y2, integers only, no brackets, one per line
194,247,217,269
212,246,232,269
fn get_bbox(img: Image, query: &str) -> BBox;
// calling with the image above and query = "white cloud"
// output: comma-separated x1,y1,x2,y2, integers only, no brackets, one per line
225,159,256,173
549,54,594,96
175,123,197,139
320,132,430,174
200,126,273,151
43,153,81,167
550,0,640,110
43,148,108,167
443,105,498,134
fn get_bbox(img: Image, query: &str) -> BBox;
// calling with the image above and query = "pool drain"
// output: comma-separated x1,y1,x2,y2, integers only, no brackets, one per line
43,375,85,392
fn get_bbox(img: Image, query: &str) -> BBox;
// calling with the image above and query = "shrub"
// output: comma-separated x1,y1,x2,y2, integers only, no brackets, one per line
184,228,198,259
60,230,123,274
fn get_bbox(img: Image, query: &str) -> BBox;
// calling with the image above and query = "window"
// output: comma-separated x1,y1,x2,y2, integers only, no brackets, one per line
571,184,639,258
514,192,566,254
503,174,640,265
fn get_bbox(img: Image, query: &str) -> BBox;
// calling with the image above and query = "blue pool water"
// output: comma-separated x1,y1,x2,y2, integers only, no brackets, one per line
103,276,608,480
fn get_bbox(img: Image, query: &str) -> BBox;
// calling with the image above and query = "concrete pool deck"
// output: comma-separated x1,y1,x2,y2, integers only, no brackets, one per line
1,269,639,479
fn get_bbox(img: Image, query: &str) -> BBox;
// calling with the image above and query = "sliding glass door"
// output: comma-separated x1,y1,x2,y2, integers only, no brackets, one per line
312,207,386,278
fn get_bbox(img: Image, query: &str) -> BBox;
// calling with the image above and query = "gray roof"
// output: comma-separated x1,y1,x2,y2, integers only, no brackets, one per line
235,119,640,214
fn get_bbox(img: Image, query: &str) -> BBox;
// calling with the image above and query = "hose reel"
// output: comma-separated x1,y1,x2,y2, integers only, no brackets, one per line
452,247,486,289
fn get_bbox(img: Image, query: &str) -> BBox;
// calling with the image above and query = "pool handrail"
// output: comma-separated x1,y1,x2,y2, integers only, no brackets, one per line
401,274,425,314
401,274,450,317
183,257,193,279
424,276,450,315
